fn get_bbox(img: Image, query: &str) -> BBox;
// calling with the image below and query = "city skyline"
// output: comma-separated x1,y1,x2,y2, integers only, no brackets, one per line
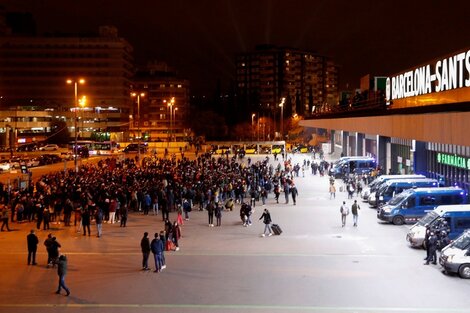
2,0,470,95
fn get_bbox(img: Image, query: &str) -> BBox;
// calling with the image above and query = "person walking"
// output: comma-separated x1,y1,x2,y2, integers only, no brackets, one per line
95,208,103,237
1,204,11,231
182,198,191,220
259,208,273,237
329,183,336,199
55,255,70,296
290,183,298,205
150,232,164,273
140,232,151,271
340,201,349,227
27,229,39,265
351,200,360,227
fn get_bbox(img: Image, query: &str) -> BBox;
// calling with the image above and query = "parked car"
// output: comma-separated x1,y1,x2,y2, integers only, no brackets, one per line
9,157,23,169
123,143,147,153
26,158,40,168
38,154,62,165
0,160,11,172
17,143,38,152
39,144,59,151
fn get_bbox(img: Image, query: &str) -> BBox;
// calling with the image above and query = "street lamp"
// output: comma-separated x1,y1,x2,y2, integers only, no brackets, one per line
173,107,178,141
79,95,86,139
251,113,255,141
66,78,85,173
167,97,175,142
279,97,285,140
131,92,145,166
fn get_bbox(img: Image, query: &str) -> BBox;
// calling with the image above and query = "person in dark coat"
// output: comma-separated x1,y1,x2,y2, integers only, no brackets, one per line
290,183,298,205
424,232,438,265
259,208,272,237
150,232,164,273
215,201,222,226
27,229,39,265
55,255,70,296
207,201,215,227
81,207,91,236
140,232,150,270
120,204,128,227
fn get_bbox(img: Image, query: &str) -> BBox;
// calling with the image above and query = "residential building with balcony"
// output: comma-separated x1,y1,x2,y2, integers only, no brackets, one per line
236,44,339,117
132,62,190,142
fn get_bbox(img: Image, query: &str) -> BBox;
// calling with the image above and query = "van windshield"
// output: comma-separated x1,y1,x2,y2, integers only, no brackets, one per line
449,231,470,250
388,192,409,206
417,211,439,226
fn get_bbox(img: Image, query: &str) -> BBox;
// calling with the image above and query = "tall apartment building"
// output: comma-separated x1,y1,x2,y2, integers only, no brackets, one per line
132,62,190,142
0,25,133,143
236,44,339,116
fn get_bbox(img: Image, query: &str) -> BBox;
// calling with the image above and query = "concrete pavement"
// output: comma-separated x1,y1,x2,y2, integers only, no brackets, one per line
0,153,469,313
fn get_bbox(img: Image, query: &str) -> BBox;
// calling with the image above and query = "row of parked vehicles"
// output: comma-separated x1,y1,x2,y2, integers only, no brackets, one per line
0,154,63,172
359,172,470,278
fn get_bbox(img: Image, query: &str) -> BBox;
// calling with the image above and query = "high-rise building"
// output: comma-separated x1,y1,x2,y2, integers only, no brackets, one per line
0,25,133,142
132,61,190,142
236,44,339,116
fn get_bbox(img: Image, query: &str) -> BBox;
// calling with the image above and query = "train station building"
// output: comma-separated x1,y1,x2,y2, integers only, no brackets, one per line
300,47,470,191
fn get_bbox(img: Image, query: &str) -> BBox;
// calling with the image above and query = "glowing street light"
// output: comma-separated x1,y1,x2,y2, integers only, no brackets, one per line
279,97,285,140
131,92,145,166
251,113,255,141
167,97,175,143
66,78,85,172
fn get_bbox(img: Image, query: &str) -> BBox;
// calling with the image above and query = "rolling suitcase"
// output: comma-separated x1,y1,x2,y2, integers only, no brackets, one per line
271,224,282,235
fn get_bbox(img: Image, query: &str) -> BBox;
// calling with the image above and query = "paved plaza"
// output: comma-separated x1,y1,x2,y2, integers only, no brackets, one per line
0,153,469,313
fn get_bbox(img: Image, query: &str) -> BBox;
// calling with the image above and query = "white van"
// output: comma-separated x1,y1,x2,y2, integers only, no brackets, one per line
406,205,470,248
440,229,470,279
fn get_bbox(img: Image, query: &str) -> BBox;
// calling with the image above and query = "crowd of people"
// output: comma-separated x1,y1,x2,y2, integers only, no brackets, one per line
0,152,310,278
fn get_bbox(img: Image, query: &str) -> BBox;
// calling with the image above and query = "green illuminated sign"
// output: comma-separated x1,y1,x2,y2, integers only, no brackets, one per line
437,153,470,170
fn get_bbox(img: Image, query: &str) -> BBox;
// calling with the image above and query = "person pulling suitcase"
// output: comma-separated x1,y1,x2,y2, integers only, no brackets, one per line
259,207,273,237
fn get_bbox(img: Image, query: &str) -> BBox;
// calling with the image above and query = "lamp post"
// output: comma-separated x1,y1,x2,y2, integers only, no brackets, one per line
167,97,175,142
131,92,145,166
279,97,285,140
79,95,86,139
251,113,255,141
67,78,85,173
173,107,178,141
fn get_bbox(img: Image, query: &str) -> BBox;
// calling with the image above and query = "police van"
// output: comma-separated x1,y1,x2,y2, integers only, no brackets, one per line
361,174,425,202
371,178,438,207
406,205,470,248
440,229,470,279
329,157,376,179
377,187,468,225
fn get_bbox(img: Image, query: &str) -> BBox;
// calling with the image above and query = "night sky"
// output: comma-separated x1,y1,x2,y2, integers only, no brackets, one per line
2,0,470,94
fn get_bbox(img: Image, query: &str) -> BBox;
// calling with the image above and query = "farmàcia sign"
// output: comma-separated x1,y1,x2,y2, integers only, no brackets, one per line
437,153,470,170
386,48,470,103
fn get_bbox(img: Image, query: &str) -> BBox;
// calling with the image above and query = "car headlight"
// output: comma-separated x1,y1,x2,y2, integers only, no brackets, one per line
446,255,454,262
379,196,384,201
382,206,391,213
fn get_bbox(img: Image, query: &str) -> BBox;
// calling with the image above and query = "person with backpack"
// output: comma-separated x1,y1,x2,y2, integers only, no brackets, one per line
351,200,360,227
340,201,349,227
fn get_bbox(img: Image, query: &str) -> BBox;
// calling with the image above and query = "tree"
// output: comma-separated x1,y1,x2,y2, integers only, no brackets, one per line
47,119,71,145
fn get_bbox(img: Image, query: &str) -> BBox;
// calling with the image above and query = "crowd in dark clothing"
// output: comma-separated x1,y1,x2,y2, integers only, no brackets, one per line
3,153,300,242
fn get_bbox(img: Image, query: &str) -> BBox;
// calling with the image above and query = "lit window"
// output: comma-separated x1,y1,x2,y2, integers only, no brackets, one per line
177,84,182,88
160,84,165,88
241,63,245,67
